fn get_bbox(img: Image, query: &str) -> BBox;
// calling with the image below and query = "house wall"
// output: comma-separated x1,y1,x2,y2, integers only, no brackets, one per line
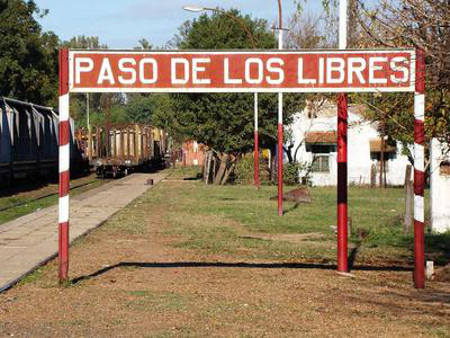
430,138,450,233
181,140,206,167
290,107,411,186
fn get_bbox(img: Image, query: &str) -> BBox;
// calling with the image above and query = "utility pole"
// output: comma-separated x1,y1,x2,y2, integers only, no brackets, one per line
87,93,92,161
254,92,260,188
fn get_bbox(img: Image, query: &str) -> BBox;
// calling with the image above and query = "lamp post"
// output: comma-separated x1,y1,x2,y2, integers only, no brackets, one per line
183,5,261,188
86,93,92,161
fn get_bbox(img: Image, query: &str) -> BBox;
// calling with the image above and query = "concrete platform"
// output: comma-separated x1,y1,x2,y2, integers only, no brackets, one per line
0,172,166,292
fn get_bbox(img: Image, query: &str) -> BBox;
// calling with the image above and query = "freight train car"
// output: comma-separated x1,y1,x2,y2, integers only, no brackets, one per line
0,97,86,187
78,124,167,178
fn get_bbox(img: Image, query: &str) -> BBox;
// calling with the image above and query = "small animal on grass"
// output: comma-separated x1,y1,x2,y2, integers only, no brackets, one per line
270,188,312,204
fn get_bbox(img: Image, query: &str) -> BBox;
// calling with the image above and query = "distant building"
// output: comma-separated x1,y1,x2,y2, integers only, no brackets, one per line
289,102,411,186
180,140,206,167
430,138,450,233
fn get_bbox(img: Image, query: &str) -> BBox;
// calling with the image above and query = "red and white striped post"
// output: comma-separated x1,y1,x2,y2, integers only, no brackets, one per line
414,48,426,289
58,48,71,283
337,94,348,272
277,0,284,217
277,94,283,217
254,92,260,188
337,0,349,272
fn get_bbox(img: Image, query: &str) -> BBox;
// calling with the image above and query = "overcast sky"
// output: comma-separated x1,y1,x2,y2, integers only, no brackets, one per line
35,0,326,48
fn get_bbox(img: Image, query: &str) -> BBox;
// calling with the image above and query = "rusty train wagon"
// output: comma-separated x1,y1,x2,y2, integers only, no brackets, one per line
0,97,85,187
84,124,165,178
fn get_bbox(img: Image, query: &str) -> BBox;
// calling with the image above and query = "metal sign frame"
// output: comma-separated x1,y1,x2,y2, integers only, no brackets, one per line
58,47,426,288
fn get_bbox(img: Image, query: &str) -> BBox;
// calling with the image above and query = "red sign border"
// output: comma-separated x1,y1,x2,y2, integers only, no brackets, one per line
68,49,417,94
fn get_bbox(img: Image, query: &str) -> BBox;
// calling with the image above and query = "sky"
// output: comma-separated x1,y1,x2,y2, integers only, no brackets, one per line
34,0,324,48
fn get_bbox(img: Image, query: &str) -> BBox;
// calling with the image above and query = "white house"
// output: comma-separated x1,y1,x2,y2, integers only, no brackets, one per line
289,102,411,186
430,138,450,233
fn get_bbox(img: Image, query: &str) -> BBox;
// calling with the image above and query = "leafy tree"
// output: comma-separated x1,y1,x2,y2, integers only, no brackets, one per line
0,0,59,105
169,9,305,184
134,38,153,50
62,36,107,49
353,0,450,169
62,36,128,128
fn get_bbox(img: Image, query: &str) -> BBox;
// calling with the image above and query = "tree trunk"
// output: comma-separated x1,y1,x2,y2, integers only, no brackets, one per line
404,165,413,233
215,153,228,185
380,136,385,188
270,150,277,183
204,151,211,184
221,162,236,185
370,163,376,188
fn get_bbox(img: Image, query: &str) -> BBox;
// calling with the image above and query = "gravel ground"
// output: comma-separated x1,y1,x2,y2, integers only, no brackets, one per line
0,180,448,337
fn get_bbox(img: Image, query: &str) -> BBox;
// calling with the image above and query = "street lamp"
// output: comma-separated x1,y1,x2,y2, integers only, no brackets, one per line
183,5,204,12
183,5,257,49
183,5,261,188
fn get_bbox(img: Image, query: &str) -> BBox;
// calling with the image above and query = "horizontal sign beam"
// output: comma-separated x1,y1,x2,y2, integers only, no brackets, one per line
69,50,416,93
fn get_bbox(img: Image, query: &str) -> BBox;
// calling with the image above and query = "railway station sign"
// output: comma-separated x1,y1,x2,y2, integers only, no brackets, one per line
69,50,416,93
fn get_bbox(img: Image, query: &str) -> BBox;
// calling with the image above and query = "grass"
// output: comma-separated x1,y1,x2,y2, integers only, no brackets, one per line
146,168,449,266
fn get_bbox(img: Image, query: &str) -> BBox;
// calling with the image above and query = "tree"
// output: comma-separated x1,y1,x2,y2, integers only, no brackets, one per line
169,9,304,184
355,0,450,161
134,38,152,50
62,36,107,49
0,0,59,105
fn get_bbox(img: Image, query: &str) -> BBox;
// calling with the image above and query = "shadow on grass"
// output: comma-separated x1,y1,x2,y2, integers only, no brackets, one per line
71,261,412,285
424,232,450,264
391,232,450,266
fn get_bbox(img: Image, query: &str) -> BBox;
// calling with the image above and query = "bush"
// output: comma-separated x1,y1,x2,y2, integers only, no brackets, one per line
283,162,302,185
234,155,308,186
234,155,258,185
270,161,310,186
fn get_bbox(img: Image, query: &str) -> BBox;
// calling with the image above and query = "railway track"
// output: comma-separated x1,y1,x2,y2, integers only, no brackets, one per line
0,178,103,214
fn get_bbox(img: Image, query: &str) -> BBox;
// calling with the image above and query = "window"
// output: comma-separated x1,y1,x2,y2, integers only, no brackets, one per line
370,152,397,161
312,154,330,172
306,144,334,173
370,152,396,173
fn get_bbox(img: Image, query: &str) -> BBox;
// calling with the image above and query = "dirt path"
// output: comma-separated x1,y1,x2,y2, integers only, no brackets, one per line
0,180,449,337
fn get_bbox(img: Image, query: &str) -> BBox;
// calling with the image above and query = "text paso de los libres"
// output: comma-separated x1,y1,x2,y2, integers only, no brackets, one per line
70,51,416,93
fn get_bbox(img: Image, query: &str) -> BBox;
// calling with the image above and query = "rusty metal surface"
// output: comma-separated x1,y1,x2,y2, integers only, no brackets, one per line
77,123,164,168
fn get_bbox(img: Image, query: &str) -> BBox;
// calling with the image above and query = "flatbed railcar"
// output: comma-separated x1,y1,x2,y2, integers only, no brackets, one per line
78,124,167,178
0,97,86,187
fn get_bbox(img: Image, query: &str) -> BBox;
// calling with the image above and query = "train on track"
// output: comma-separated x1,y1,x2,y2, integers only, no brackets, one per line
76,124,168,178
0,97,87,187
0,97,169,187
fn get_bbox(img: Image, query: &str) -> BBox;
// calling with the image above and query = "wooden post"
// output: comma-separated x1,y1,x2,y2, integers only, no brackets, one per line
404,165,413,233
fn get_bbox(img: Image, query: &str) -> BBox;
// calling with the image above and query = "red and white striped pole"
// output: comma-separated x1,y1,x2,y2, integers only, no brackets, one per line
254,92,260,188
277,0,284,217
337,0,349,272
414,48,426,289
58,48,71,283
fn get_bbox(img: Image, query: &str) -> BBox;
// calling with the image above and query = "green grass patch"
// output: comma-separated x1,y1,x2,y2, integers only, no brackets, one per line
144,177,448,265
18,266,46,286
164,166,201,179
